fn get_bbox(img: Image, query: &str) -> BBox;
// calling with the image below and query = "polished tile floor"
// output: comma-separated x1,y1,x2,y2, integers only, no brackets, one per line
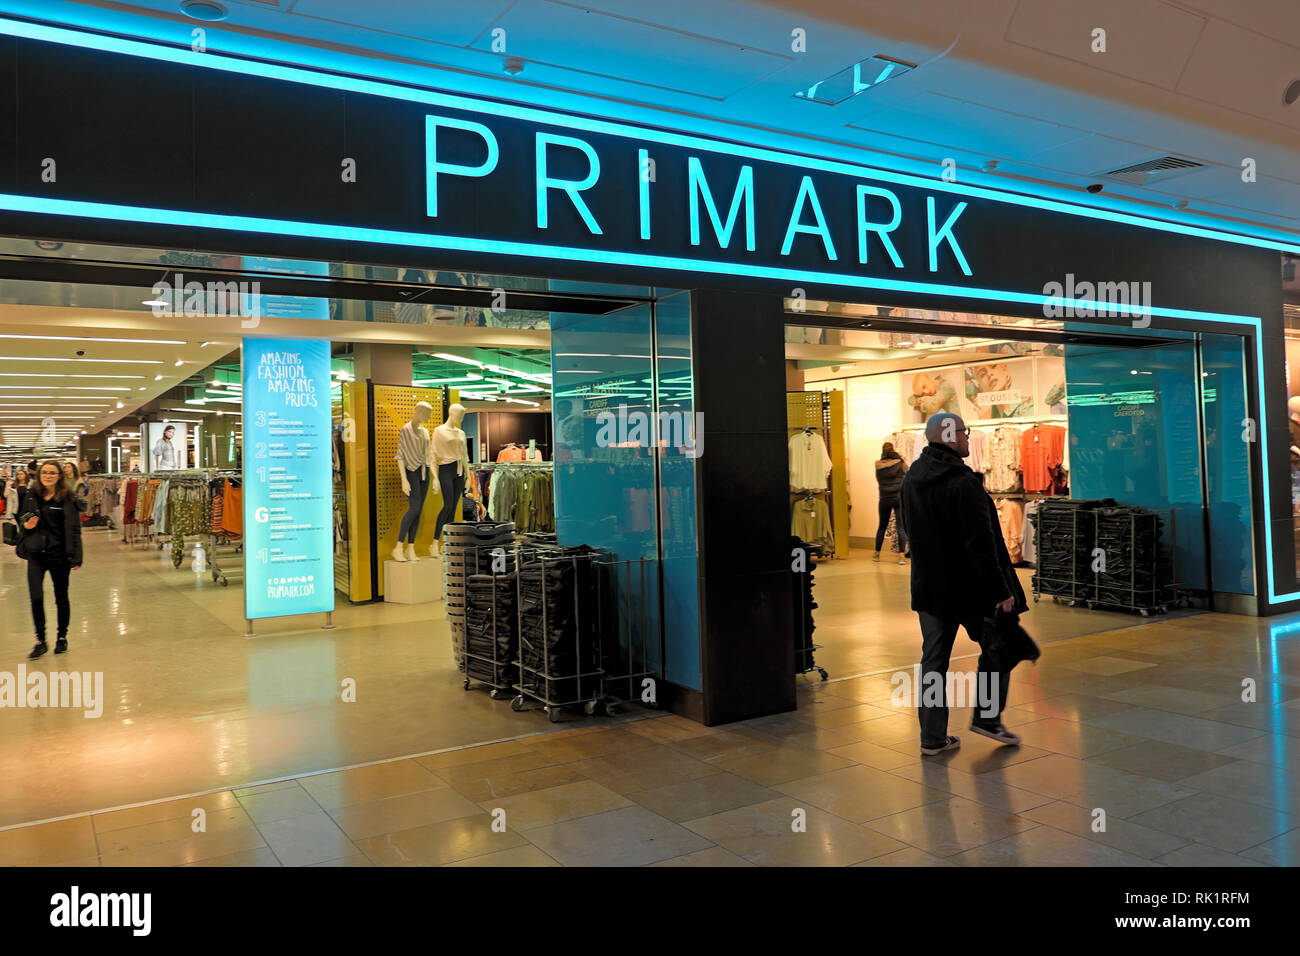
2,534,1297,865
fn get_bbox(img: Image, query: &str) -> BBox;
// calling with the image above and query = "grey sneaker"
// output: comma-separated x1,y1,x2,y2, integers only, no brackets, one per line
920,735,960,756
970,722,1021,746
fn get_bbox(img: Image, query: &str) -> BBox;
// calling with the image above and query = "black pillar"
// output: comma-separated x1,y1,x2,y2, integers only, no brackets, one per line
690,289,795,724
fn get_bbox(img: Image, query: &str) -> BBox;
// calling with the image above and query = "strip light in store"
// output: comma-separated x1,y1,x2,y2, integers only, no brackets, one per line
0,334,188,345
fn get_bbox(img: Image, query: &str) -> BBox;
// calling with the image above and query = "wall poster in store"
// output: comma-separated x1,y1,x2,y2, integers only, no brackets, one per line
961,358,1035,421
901,366,961,425
145,421,188,472
242,338,335,621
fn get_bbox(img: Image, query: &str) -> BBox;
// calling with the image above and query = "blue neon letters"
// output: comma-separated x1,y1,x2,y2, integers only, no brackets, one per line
423,114,970,276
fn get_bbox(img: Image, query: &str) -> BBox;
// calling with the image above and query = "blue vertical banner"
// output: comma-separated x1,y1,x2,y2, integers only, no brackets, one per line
242,338,335,620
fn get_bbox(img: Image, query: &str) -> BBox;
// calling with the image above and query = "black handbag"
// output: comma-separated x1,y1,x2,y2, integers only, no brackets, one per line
979,612,1041,671
14,522,49,559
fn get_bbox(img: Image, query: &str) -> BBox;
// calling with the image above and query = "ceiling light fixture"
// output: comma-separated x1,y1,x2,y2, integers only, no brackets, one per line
0,356,163,364
0,334,186,345
179,0,228,22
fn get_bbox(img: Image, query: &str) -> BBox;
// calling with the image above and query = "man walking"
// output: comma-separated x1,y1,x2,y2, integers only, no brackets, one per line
900,412,1025,755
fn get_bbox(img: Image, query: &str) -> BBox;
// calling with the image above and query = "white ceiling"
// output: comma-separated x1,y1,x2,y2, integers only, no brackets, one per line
9,0,1299,235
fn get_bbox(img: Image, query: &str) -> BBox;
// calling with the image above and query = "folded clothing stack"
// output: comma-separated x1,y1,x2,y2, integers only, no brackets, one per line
791,535,818,673
516,544,602,705
464,571,518,687
442,521,516,669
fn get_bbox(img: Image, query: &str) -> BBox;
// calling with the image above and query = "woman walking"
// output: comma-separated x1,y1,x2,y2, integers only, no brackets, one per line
16,460,83,659
873,442,909,565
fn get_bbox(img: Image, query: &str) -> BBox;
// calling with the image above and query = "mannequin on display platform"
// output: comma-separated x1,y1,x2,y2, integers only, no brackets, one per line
432,403,470,555
393,401,437,563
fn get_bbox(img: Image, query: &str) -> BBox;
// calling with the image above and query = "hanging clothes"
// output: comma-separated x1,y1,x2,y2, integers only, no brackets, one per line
1020,424,1067,494
966,428,990,477
789,430,832,491
995,497,1024,564
987,427,1024,493
1021,499,1040,566
791,496,834,553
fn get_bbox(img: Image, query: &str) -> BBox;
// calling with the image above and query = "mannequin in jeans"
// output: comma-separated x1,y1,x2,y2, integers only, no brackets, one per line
431,403,470,555
394,401,437,563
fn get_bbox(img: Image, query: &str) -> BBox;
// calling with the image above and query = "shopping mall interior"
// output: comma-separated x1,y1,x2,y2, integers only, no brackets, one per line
0,240,1295,869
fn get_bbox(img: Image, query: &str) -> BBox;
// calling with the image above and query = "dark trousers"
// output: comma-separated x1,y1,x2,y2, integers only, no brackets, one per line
875,497,907,552
398,467,429,543
28,557,71,642
916,610,1010,746
434,462,465,540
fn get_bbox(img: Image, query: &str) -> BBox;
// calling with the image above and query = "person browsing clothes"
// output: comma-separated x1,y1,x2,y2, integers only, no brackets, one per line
873,442,908,565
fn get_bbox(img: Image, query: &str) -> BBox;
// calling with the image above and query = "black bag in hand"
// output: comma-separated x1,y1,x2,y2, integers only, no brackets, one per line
979,612,1041,671
14,517,49,560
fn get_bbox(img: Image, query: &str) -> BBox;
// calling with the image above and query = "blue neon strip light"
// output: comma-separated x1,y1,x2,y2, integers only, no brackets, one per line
0,15,1293,604
0,14,1297,260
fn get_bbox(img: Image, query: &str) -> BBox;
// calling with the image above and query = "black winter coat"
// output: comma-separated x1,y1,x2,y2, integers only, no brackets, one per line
16,488,84,565
900,442,1026,618
874,458,906,499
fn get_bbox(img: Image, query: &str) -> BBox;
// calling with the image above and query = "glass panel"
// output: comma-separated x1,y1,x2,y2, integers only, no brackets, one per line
550,302,664,686
654,292,701,691
1064,340,1208,593
1201,334,1254,595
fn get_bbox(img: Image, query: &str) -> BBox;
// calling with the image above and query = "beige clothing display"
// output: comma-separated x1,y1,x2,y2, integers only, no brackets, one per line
789,430,832,491
432,423,469,476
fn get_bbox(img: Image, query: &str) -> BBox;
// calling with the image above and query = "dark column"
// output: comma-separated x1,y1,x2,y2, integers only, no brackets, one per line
691,290,795,724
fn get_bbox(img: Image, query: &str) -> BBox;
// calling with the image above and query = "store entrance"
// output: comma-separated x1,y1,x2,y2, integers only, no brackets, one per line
783,303,1252,681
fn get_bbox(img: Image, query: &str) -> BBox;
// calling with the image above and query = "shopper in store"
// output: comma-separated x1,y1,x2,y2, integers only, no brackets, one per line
900,412,1026,755
61,460,89,511
3,467,26,521
15,460,83,659
873,442,909,565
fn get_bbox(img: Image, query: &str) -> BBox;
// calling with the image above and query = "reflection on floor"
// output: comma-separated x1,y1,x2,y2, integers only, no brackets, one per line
3,604,1297,865
0,529,633,829
807,548,1188,680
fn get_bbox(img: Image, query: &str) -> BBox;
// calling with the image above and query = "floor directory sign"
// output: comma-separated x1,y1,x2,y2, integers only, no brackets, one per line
242,338,334,620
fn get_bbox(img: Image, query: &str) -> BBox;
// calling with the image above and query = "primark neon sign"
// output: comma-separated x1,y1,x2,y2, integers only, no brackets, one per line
424,115,974,278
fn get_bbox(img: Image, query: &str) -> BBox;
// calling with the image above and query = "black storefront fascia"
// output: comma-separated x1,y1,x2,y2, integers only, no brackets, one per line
0,23,1292,725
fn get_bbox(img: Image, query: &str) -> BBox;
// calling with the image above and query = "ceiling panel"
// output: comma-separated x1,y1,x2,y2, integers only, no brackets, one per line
1176,19,1300,128
1004,0,1206,90
851,92,1092,160
467,0,793,99
288,0,512,48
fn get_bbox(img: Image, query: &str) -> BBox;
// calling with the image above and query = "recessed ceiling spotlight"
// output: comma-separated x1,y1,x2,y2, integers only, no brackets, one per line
981,160,999,172
503,56,525,76
154,375,164,381
1086,183,1104,194
174,359,185,367
1173,199,1189,210
1285,79,1300,106
115,401,124,408
179,0,228,22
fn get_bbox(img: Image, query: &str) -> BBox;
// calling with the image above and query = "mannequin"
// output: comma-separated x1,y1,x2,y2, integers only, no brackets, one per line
1289,396,1300,461
393,401,437,563
432,403,470,553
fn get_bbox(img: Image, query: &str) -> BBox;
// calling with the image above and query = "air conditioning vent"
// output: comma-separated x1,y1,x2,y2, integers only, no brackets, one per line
1101,156,1204,186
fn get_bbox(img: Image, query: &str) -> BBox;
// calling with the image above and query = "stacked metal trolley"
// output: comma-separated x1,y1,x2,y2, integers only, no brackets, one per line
1030,498,1182,615
448,525,658,722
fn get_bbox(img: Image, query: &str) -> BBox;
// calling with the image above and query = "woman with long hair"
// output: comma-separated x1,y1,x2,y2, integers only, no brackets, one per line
16,460,83,659
61,460,89,510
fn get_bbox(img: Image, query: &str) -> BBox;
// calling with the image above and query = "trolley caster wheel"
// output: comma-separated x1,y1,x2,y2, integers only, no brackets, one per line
1139,608,1150,617
1033,596,1040,604
547,706,563,723
510,696,525,712
583,700,600,716
218,577,228,587
463,679,471,690
211,571,219,582
818,668,829,681
489,688,506,700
